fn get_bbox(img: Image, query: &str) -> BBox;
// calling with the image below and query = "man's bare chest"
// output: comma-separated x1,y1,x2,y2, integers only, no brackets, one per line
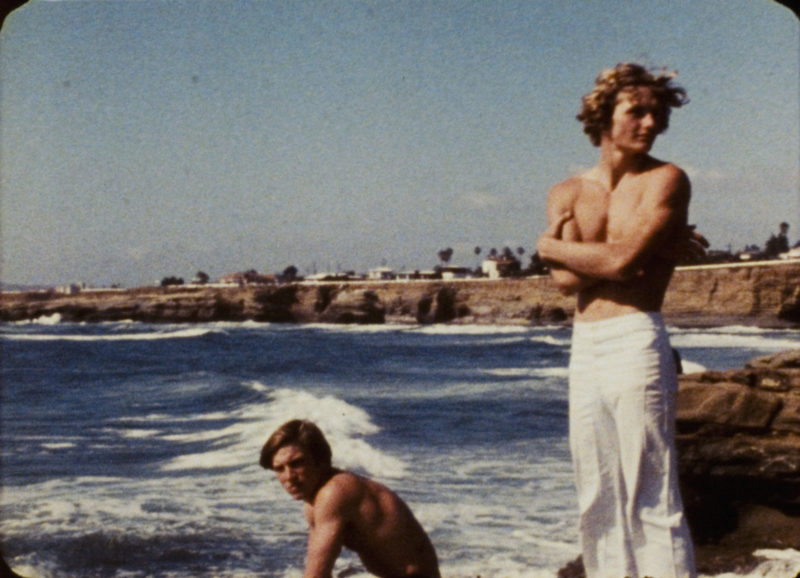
572,181,646,242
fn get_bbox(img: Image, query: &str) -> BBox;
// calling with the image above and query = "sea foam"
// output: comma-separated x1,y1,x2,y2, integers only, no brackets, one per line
158,386,407,478
1,327,213,341
670,330,799,351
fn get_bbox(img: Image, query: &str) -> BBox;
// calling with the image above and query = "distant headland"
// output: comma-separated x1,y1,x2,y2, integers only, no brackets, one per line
3,260,800,328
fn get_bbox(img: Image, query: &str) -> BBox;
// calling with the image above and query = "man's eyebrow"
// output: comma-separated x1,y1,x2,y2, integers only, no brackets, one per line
276,456,307,468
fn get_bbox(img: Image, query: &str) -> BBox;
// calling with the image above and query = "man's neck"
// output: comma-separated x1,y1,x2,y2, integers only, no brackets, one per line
595,145,651,191
306,467,338,504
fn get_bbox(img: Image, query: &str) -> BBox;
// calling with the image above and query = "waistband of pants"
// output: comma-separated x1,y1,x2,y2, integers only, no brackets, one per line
572,311,665,337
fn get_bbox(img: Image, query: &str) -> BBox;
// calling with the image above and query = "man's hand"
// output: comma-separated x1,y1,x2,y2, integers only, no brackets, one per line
537,210,573,258
672,225,710,265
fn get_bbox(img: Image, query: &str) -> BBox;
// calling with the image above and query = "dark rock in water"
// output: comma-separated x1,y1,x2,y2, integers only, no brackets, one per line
1,554,25,577
556,556,585,578
558,349,800,576
527,304,568,324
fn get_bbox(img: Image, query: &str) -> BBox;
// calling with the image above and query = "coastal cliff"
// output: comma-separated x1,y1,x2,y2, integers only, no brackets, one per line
2,260,800,327
3,265,800,575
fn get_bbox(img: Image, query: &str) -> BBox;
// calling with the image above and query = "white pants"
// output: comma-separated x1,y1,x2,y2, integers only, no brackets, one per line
569,313,696,578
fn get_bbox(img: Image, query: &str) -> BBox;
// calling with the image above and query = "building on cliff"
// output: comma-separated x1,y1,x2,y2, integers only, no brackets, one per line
481,257,519,279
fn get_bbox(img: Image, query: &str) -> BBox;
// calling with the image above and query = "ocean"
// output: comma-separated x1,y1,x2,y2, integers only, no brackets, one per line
2,316,800,578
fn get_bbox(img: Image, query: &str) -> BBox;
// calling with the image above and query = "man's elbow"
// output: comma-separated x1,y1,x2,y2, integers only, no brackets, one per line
553,280,579,296
607,267,638,282
549,270,584,295
604,252,642,282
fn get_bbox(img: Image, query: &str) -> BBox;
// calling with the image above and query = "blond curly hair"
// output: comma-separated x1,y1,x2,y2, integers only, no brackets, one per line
577,63,688,146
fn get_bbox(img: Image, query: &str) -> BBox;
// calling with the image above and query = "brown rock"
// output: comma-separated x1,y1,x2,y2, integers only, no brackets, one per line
748,349,800,369
677,381,782,430
755,370,795,391
674,349,800,574
314,288,385,324
773,396,800,433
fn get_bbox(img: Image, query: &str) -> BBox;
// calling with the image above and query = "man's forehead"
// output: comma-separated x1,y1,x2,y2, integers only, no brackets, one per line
273,444,308,465
616,86,658,105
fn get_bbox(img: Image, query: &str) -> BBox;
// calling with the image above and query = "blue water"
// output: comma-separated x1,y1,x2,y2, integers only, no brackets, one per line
2,318,799,577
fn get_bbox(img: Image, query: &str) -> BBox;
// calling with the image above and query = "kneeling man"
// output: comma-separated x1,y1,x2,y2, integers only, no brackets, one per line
261,419,441,578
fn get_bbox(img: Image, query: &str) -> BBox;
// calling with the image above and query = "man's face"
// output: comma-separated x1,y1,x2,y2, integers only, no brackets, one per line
272,444,323,502
606,87,665,154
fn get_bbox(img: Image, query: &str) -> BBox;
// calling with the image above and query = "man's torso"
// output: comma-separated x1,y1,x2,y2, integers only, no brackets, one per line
308,472,438,578
557,160,684,320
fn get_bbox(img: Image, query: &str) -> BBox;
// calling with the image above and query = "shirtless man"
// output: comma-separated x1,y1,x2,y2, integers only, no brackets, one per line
260,419,441,578
537,63,704,578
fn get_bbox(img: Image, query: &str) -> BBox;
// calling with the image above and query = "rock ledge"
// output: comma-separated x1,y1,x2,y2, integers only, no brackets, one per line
558,349,800,577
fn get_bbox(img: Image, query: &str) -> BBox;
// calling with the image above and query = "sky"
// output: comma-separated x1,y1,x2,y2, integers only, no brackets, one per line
1,0,798,287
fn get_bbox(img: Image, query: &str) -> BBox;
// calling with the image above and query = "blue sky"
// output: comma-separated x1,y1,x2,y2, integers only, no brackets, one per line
1,0,798,287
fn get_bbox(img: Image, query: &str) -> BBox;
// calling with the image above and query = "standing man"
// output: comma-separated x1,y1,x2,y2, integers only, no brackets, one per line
260,419,441,578
537,63,703,577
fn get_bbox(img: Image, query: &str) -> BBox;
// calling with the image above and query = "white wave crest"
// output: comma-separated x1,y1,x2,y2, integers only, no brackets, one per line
693,325,773,334
36,312,62,325
160,386,407,479
410,324,532,336
302,323,405,334
529,334,572,347
670,331,800,351
10,312,63,325
480,366,569,379
680,360,708,374
255,388,407,478
1,327,212,342
702,548,800,578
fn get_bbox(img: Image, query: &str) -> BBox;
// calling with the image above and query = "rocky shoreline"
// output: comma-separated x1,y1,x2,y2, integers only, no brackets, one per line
677,349,800,575
2,261,800,328
557,348,800,577
3,262,800,576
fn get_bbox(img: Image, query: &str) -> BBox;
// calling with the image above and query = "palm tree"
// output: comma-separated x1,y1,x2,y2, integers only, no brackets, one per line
282,265,298,282
438,247,454,266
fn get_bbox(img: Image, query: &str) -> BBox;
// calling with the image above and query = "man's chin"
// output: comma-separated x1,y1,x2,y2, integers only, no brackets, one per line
285,487,305,500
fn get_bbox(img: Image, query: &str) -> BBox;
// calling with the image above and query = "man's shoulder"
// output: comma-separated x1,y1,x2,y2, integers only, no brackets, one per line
548,174,585,203
309,472,366,522
644,158,689,182
316,471,364,503
552,172,587,191
642,160,691,202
